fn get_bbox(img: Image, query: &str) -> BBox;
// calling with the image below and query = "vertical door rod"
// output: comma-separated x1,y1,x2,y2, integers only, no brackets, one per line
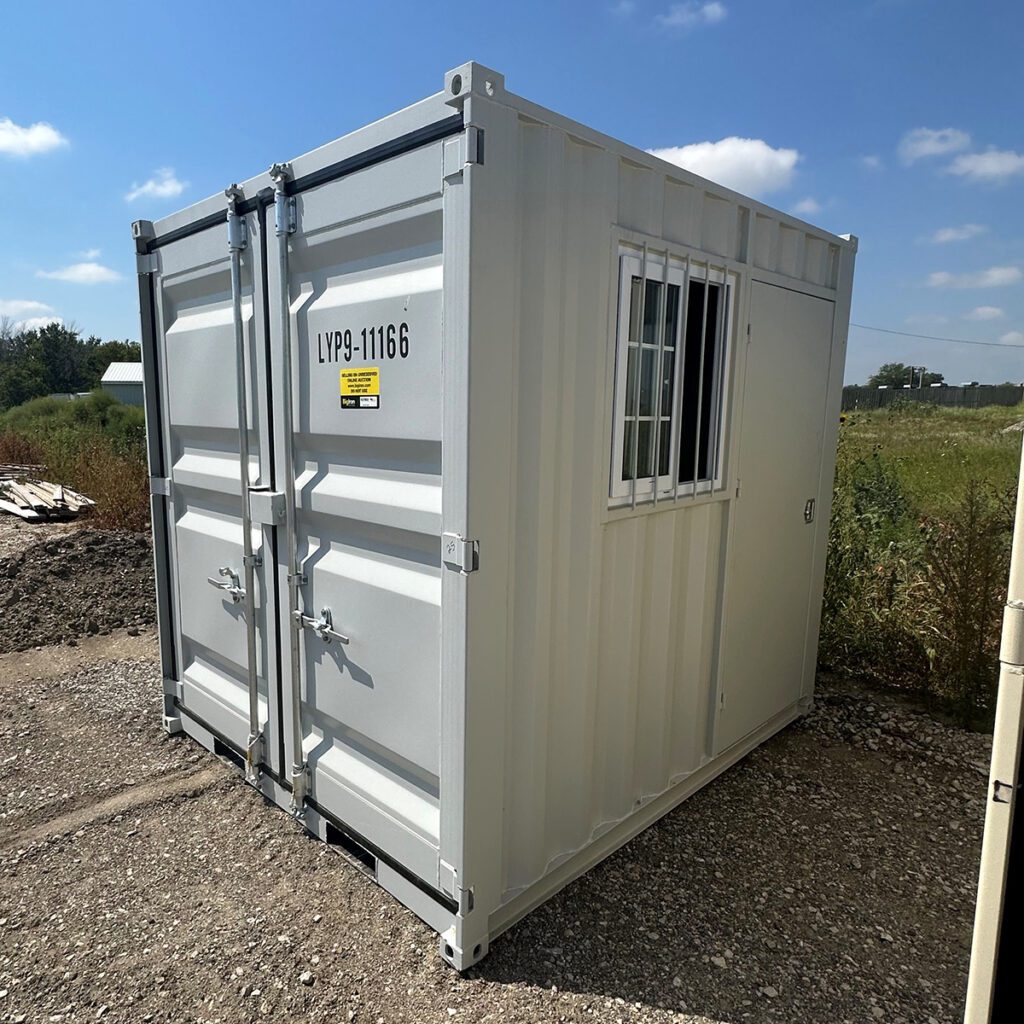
226,185,263,783
269,164,308,815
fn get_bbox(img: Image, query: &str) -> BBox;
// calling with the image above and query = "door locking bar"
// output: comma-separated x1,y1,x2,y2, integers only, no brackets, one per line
208,566,244,604
226,184,263,784
294,606,350,646
270,161,310,816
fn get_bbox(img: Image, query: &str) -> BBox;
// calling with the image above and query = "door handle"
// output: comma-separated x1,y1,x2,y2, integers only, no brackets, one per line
294,606,350,645
207,566,245,604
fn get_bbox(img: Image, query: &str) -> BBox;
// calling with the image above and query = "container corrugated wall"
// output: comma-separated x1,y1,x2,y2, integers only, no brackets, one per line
488,110,843,904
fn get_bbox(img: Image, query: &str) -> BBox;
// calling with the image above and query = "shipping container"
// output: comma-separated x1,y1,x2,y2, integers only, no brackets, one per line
133,61,857,969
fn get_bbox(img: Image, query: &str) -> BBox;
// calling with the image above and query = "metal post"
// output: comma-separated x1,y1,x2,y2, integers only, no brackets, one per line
629,243,649,509
226,186,263,783
650,250,670,507
964,431,1024,1023
270,163,307,815
672,256,691,503
692,265,711,497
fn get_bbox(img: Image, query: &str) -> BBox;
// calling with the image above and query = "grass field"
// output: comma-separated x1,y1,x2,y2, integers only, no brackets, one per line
840,401,1024,515
821,400,1022,726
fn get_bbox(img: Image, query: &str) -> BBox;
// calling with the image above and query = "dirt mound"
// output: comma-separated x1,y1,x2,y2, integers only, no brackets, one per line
0,529,155,653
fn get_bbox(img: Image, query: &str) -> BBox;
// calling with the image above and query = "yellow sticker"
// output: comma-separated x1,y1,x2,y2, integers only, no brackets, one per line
340,367,380,409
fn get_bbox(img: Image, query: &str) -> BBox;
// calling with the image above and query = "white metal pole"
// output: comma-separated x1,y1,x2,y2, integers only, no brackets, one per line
964,432,1024,1023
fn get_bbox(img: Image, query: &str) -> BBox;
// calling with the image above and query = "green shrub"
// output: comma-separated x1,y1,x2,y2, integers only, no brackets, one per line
0,392,149,532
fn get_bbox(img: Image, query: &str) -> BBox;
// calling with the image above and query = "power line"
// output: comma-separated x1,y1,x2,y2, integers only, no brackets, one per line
850,322,1024,349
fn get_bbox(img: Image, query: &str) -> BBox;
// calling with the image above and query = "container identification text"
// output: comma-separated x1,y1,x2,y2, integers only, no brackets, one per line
317,323,409,364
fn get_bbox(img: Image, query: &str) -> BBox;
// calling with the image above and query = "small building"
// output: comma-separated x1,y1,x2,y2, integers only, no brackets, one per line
100,361,144,406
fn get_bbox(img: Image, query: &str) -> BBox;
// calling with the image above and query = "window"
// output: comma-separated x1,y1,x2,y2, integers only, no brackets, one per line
611,251,731,504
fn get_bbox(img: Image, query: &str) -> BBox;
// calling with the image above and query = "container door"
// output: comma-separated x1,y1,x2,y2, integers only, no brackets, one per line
715,282,835,753
151,214,282,774
269,145,446,882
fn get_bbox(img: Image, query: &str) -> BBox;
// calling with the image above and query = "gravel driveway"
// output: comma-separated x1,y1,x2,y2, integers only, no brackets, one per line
0,630,987,1024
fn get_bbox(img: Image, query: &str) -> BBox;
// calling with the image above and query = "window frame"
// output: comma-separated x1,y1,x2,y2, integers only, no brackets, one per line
609,249,735,506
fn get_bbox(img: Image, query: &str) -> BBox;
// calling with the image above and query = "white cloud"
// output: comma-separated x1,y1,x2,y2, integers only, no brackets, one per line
792,197,822,216
860,154,883,171
0,117,68,157
0,298,54,318
655,2,727,30
15,315,63,331
965,306,1005,321
76,247,101,260
648,137,800,197
125,167,188,203
927,265,1022,289
929,223,986,244
36,261,122,284
946,148,1024,184
899,127,971,165
1000,331,1024,345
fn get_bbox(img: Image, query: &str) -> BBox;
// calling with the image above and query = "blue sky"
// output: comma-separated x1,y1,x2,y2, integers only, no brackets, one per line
1,0,1022,383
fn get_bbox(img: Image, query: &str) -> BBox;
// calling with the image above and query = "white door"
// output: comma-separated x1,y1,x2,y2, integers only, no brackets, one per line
268,146,447,882
716,282,835,752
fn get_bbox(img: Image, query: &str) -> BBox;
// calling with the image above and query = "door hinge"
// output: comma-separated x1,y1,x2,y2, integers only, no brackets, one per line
439,860,475,915
804,498,816,523
136,251,159,275
746,322,751,342
735,477,741,499
465,125,484,165
993,779,1015,804
149,476,171,497
443,126,485,181
442,532,479,574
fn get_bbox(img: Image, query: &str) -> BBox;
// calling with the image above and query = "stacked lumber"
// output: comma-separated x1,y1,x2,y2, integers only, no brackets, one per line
0,468,95,520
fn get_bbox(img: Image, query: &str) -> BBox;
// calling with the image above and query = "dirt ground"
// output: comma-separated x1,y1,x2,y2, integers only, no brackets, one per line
0,522,990,1024
0,518,154,655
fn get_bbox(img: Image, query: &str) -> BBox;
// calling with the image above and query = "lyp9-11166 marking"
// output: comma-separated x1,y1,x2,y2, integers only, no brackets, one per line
317,323,410,363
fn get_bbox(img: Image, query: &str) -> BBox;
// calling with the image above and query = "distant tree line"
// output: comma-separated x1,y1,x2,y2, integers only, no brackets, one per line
866,362,945,388
0,319,139,412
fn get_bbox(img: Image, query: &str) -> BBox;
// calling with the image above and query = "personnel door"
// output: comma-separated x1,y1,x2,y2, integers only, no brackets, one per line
716,282,835,752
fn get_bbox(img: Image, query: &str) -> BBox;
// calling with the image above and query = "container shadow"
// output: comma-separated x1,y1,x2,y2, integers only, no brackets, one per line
471,730,975,1024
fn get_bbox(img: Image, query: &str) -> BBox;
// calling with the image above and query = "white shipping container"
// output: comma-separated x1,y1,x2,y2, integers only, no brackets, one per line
133,62,856,969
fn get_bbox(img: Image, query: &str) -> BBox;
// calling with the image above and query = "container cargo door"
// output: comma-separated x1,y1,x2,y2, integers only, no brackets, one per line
269,148,445,883
150,214,282,775
715,282,835,753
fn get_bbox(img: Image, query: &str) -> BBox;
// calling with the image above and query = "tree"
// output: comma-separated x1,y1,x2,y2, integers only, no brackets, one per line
0,322,140,412
866,362,945,388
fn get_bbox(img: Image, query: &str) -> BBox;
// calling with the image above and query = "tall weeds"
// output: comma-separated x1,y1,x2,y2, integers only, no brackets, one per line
820,420,1015,727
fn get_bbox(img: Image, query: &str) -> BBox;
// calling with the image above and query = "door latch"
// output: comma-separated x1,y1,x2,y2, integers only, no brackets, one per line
804,498,816,523
208,566,244,603
294,606,350,645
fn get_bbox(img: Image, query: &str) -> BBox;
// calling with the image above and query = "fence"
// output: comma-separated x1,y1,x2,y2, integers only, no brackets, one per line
842,385,1024,412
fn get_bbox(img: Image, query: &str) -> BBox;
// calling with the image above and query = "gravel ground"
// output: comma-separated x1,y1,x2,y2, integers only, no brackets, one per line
0,642,988,1024
0,523,154,653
